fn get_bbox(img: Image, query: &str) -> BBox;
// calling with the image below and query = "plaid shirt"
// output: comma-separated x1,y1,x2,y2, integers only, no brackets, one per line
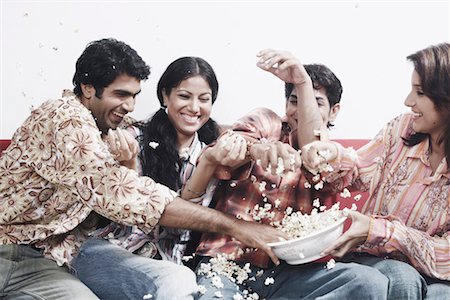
196,108,317,268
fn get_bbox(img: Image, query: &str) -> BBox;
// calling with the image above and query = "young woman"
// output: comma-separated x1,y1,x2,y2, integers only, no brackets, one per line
72,57,247,300
302,43,450,299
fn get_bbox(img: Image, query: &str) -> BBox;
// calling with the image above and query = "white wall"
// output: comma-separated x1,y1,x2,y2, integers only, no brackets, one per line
1,0,449,139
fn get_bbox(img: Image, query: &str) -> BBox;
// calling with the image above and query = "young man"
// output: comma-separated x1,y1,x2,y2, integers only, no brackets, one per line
0,39,286,300
193,49,389,299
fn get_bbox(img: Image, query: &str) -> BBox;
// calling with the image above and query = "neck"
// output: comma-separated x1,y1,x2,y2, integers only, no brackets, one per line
178,134,195,151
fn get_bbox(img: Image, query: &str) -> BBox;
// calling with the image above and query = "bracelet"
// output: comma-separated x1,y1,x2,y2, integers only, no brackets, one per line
185,183,206,197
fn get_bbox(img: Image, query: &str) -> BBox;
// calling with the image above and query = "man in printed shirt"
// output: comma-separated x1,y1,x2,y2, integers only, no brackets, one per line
195,50,389,299
0,38,286,300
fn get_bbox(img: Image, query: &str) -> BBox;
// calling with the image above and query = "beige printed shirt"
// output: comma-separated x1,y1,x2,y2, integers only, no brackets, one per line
0,90,175,266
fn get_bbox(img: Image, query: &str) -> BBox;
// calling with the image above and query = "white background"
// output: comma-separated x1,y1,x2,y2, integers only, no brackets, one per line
1,0,449,139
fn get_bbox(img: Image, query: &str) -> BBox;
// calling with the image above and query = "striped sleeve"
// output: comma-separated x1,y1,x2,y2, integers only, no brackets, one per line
366,216,450,280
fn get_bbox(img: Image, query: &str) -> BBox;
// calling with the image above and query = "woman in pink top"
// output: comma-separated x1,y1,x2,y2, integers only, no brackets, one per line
302,43,450,299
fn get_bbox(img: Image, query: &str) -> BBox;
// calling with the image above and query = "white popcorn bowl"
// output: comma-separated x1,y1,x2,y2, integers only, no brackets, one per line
267,217,347,265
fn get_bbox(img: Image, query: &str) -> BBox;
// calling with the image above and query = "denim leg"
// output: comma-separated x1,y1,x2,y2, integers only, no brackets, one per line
345,254,427,300
247,262,388,299
71,238,198,300
195,257,387,300
0,244,98,300
425,276,450,299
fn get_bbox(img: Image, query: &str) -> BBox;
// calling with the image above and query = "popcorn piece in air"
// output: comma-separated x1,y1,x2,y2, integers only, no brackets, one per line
149,141,159,149
340,188,351,198
142,294,152,299
230,182,237,187
326,258,336,270
314,181,324,190
264,277,275,285
258,181,267,192
182,255,194,262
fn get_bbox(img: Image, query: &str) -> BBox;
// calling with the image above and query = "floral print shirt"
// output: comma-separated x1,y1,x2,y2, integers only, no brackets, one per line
0,90,175,266
327,113,450,280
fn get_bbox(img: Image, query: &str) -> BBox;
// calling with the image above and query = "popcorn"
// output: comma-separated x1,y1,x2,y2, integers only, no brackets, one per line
304,181,312,189
314,181,324,190
212,276,224,289
214,291,224,298
274,199,281,208
276,207,343,240
197,285,207,295
142,294,153,299
233,293,244,300
264,277,275,285
148,141,159,149
230,182,237,187
326,258,336,270
258,181,267,192
340,188,351,198
182,255,194,262
312,198,320,208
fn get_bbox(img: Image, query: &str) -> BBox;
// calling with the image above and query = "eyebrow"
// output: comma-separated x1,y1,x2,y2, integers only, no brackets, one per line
114,89,141,97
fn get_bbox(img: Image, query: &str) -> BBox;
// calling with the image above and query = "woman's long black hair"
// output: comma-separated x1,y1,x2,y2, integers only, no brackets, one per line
402,43,450,167
136,57,221,190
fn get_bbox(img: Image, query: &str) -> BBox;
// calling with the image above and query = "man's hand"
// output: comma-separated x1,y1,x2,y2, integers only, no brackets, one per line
249,141,301,175
106,128,139,170
321,211,370,258
256,49,311,86
230,218,288,265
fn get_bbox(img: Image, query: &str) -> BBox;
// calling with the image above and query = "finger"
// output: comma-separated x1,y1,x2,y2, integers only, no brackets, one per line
267,146,279,175
321,233,350,256
107,129,119,156
238,138,247,160
225,135,243,160
265,245,280,266
116,128,131,160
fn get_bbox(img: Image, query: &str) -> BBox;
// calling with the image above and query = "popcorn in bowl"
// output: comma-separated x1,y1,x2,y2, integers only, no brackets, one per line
267,205,347,264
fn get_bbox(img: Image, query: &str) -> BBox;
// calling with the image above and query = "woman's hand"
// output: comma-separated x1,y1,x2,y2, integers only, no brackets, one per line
249,141,302,175
321,211,371,258
106,128,139,170
256,49,310,86
203,130,248,168
301,141,338,173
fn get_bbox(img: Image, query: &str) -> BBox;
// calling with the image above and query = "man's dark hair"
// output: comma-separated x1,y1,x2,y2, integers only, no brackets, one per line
284,64,343,107
73,38,151,98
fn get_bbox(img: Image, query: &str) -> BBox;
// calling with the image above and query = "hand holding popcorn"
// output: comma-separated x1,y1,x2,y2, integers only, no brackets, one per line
106,127,139,170
203,130,247,168
249,141,301,175
301,141,338,174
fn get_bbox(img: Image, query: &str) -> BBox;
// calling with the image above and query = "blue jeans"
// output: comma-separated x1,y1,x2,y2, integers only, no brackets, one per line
196,256,388,299
344,253,450,300
0,244,98,300
71,238,199,300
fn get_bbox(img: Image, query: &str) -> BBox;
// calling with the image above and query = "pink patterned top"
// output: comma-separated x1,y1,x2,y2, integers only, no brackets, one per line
0,90,175,266
328,113,450,280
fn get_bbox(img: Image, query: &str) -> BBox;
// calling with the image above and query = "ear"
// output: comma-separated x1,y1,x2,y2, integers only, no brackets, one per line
81,83,95,100
162,88,169,107
328,103,341,123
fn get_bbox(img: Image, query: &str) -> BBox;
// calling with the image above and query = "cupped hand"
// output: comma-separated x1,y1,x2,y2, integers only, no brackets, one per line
256,49,310,86
249,141,302,175
301,141,338,173
203,130,248,168
321,211,370,258
106,128,139,169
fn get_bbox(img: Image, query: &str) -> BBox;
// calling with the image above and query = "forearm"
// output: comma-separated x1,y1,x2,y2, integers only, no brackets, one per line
159,197,237,236
296,79,325,146
181,158,217,200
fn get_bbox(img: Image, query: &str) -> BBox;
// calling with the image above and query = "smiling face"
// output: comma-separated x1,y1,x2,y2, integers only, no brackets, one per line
404,70,447,140
285,86,340,130
163,75,213,143
81,74,141,134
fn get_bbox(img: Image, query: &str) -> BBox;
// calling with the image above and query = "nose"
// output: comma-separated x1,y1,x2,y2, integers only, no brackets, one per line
404,91,414,108
188,99,200,113
123,97,135,112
